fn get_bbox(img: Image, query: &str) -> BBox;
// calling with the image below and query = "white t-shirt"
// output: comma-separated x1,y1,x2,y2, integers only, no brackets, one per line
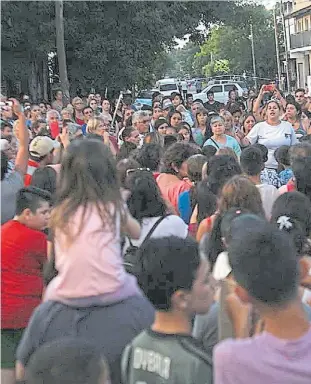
247,120,297,169
123,215,188,252
256,184,279,219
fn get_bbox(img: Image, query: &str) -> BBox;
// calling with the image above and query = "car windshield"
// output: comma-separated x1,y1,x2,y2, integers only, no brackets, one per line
136,91,153,99
159,84,178,92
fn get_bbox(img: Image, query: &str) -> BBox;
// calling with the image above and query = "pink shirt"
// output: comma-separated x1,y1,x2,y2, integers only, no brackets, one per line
44,204,129,301
214,327,311,384
157,174,192,214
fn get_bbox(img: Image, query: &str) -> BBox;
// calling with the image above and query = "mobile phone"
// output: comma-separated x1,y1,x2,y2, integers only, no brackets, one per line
264,84,275,92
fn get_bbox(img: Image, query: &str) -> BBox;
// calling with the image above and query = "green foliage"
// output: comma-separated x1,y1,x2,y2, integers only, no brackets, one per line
2,1,280,98
165,3,283,81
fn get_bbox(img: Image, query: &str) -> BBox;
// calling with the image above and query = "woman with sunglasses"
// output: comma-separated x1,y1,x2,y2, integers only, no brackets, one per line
72,97,85,126
86,116,118,155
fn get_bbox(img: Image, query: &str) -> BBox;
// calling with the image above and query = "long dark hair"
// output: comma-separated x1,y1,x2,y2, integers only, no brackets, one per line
271,191,311,256
196,182,217,224
50,139,124,244
125,170,166,222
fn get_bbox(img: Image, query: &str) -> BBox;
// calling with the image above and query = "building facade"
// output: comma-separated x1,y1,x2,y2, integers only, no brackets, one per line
285,0,311,90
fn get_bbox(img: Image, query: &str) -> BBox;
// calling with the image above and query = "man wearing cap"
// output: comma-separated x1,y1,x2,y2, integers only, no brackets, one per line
24,136,60,186
161,97,174,118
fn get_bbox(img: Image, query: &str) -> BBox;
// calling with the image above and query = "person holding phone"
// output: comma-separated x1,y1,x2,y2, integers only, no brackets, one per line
253,84,286,121
245,100,297,171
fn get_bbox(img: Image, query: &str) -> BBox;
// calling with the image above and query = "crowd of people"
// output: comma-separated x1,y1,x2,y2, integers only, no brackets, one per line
1,84,311,384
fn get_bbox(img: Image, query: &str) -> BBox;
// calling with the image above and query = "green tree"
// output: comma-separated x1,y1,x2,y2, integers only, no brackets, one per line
196,5,279,80
1,1,260,99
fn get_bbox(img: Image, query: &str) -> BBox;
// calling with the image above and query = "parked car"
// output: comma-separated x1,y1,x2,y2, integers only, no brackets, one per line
192,82,247,104
133,89,158,109
156,78,179,97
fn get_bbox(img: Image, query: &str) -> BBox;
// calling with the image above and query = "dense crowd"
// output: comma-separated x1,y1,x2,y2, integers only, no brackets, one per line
1,85,311,384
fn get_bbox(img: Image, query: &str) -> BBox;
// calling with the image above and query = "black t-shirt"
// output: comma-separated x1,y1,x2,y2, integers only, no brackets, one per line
204,101,221,113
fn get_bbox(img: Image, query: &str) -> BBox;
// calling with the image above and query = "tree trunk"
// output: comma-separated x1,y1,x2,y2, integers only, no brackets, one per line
55,0,70,104
28,60,37,102
42,58,49,101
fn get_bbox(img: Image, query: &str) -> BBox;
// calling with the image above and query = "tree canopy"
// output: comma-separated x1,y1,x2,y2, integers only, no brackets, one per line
2,0,254,100
165,3,283,81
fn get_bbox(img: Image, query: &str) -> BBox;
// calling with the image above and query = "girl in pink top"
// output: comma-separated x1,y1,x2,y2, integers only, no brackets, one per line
156,142,199,213
44,139,141,306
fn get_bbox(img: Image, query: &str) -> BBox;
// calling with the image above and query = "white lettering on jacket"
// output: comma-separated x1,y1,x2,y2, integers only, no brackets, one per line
133,348,171,380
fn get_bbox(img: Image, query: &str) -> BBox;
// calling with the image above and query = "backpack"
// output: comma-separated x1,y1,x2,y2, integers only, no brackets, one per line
123,215,169,276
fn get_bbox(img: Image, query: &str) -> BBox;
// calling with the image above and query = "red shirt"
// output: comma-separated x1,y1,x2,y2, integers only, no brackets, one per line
75,117,85,126
24,159,40,186
156,173,192,214
1,220,47,329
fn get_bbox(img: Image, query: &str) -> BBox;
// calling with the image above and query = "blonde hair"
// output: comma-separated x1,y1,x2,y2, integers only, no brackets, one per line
86,116,105,134
61,108,72,116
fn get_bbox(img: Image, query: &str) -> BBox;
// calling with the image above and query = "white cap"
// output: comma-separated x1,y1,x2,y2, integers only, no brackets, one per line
29,136,60,158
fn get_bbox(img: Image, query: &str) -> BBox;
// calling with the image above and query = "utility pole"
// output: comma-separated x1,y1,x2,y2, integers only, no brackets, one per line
55,0,70,104
250,23,257,90
273,6,281,88
280,0,290,93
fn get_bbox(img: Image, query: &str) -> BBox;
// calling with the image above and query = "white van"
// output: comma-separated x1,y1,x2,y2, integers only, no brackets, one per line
156,78,179,97
193,82,246,104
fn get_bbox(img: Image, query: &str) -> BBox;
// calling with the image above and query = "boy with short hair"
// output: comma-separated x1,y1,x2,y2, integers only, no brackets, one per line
214,220,311,384
25,338,110,384
122,236,215,384
1,187,51,382
240,145,279,218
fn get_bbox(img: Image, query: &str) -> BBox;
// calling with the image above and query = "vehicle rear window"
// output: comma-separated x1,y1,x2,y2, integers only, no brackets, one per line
159,84,178,92
209,85,222,93
224,84,237,92
137,91,153,99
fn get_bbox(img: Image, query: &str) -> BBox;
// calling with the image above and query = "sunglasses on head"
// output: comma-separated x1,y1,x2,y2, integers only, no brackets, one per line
126,167,151,176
